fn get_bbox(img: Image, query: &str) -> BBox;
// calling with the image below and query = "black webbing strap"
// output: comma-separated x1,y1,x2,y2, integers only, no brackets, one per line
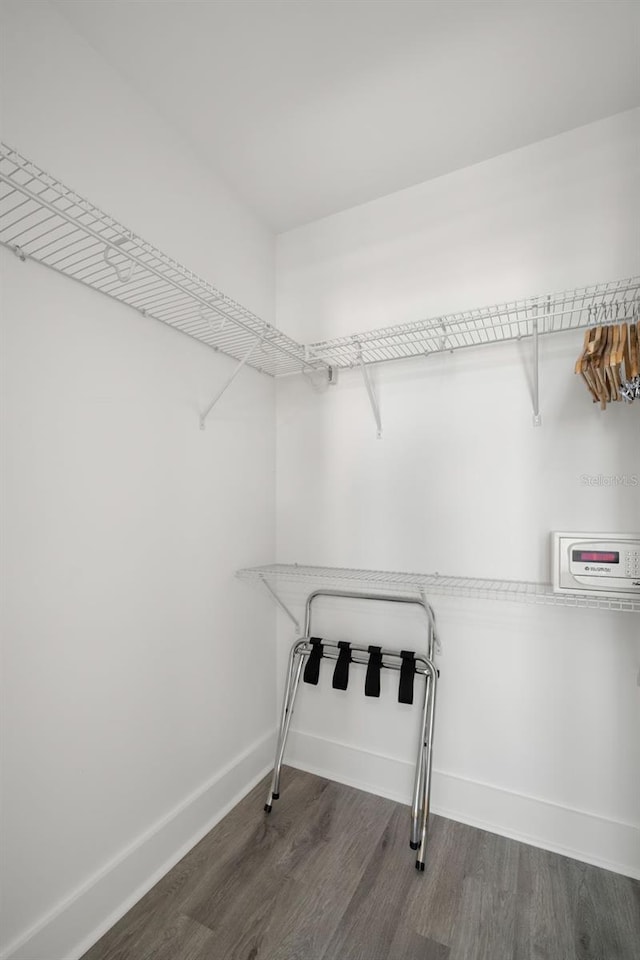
365,645,383,697
398,650,416,704
303,638,323,685
332,641,352,690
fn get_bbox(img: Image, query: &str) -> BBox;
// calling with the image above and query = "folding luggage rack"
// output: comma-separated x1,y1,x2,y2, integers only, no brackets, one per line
264,589,439,871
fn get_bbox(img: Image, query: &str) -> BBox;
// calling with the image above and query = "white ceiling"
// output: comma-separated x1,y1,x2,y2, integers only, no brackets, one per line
54,0,639,233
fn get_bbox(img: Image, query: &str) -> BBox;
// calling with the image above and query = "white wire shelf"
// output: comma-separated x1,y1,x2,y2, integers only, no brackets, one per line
306,279,640,369
0,143,326,378
2,143,638,384
237,563,640,613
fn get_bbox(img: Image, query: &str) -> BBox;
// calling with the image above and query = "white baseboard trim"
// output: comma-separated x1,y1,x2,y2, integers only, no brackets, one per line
2,729,277,960
285,729,640,881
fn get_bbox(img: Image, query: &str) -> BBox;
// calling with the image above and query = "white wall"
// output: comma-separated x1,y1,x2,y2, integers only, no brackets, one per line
275,110,640,877
1,4,639,955
0,3,277,958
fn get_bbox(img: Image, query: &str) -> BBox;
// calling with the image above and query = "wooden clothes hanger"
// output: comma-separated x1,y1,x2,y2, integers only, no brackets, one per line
575,321,640,407
575,328,599,402
629,322,639,378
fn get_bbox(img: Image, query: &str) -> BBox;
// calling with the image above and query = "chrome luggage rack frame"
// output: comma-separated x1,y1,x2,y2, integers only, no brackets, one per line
264,589,438,872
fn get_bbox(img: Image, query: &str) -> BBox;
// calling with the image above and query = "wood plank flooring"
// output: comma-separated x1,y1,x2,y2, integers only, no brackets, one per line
81,767,640,960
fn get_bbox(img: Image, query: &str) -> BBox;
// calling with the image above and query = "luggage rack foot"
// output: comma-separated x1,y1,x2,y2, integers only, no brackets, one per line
264,791,280,813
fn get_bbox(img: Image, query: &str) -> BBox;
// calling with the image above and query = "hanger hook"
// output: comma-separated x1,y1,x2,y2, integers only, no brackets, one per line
103,242,134,284
200,304,226,332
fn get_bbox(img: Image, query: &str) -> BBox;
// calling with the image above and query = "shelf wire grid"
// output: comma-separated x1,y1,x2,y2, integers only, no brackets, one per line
237,563,640,614
306,279,640,369
2,143,638,380
0,143,326,378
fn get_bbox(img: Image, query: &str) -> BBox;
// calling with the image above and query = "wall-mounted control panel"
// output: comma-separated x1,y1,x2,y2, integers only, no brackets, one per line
552,532,640,598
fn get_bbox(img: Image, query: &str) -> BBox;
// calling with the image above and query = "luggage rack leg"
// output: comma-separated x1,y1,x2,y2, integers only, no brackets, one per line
410,692,426,849
265,639,307,812
414,662,437,871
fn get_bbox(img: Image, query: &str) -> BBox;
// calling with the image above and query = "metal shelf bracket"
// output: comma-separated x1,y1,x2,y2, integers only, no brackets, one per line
357,342,382,439
531,296,549,427
200,335,264,429
532,307,542,427
301,346,338,390
260,575,300,632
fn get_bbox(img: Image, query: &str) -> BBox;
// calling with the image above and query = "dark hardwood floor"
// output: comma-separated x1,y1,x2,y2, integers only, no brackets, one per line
81,767,640,960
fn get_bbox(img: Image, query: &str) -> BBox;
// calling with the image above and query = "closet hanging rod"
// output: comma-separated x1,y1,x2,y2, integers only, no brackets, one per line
0,142,327,379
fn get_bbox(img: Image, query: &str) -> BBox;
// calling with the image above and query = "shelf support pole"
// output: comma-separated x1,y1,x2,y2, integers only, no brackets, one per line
357,342,382,439
260,576,300,632
200,335,263,429
531,302,543,427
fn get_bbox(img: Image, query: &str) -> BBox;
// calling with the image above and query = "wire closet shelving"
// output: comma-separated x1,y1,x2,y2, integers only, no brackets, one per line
237,563,640,615
1,142,638,429
305,277,640,434
306,279,640,368
2,143,638,383
2,144,637,615
0,143,327,379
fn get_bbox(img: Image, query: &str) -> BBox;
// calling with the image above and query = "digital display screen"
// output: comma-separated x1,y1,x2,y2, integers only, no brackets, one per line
572,550,619,564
